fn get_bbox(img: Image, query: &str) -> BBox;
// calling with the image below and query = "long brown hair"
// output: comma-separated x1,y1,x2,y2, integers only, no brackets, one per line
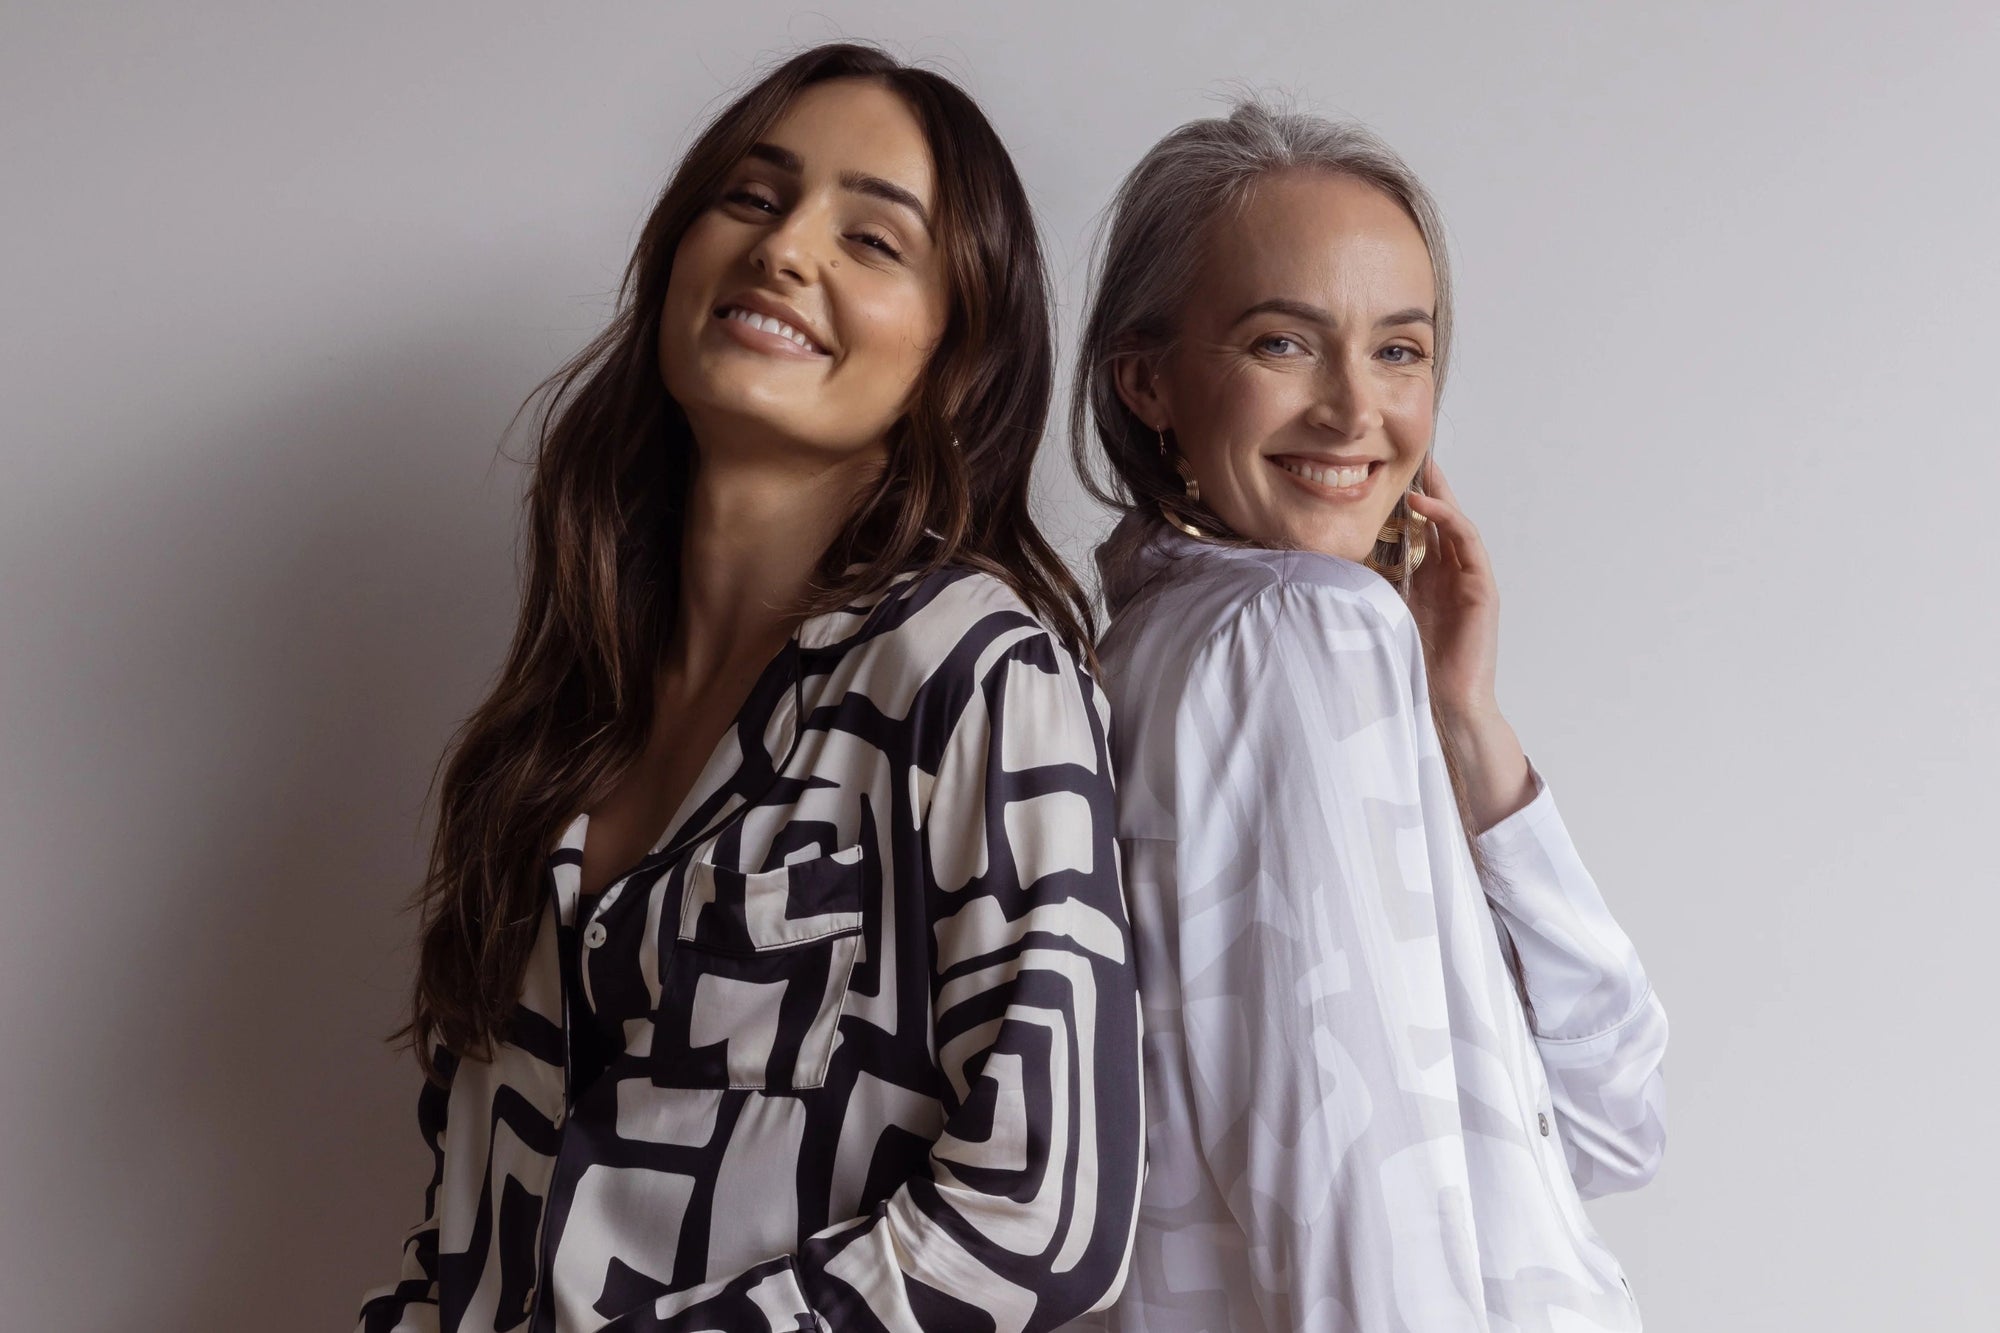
405,42,1086,1078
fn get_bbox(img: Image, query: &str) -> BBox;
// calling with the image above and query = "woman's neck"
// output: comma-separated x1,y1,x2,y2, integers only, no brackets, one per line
668,438,881,691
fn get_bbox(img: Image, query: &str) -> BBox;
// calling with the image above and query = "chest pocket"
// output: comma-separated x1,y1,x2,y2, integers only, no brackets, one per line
654,844,867,1092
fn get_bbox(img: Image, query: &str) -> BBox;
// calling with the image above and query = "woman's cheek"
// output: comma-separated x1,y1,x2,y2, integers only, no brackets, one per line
1387,377,1435,430
838,290,898,367
1215,376,1296,460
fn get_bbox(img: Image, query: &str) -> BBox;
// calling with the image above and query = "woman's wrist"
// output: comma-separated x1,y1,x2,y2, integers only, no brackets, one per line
1440,704,1535,834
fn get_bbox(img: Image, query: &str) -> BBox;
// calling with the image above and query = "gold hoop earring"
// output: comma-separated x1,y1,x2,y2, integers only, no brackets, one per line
1365,502,1429,582
1155,427,1209,539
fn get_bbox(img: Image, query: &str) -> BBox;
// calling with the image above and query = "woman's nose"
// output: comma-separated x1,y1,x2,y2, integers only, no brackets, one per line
748,207,824,285
1308,361,1383,437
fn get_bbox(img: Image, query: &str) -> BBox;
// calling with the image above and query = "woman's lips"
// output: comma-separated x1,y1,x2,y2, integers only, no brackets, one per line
1270,455,1380,499
713,305,830,358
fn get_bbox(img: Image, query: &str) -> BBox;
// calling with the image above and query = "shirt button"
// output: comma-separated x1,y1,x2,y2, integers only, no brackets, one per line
583,921,608,949
1538,1112,1551,1137
552,1104,566,1127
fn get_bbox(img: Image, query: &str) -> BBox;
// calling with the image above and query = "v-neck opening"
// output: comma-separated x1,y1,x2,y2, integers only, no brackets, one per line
568,629,806,902
557,565,925,903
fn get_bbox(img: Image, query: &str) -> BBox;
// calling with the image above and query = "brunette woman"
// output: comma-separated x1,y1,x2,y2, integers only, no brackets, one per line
1073,103,1667,1330
357,44,1142,1333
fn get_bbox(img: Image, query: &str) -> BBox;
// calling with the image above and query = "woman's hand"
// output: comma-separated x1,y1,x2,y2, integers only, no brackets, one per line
1402,458,1537,833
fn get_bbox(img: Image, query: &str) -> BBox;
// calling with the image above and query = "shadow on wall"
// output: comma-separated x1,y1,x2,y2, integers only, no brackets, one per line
18,301,545,1329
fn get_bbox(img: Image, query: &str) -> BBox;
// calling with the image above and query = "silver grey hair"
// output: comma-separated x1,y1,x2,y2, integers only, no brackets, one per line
1074,101,1505,883
1069,98,1455,524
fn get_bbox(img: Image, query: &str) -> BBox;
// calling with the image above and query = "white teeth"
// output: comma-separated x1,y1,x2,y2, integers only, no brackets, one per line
1278,459,1371,488
724,307,818,351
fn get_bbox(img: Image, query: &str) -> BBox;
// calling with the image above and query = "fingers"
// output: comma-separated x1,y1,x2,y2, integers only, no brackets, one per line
1403,491,1455,573
1404,491,1465,575
1405,462,1493,582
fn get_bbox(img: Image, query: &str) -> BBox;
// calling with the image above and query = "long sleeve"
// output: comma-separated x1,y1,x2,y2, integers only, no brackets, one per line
596,629,1145,1333
1475,778,1669,1197
1169,580,1501,1332
356,1046,456,1333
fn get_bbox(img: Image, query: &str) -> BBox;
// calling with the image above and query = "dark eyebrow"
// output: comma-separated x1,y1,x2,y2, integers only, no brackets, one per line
740,142,930,233
1230,297,1435,331
745,142,802,173
839,170,930,231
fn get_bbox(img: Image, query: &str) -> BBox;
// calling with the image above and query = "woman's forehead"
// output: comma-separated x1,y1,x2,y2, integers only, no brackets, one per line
1194,172,1434,314
757,80,937,207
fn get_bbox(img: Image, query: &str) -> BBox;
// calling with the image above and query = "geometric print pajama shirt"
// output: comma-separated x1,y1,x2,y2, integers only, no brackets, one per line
357,565,1146,1333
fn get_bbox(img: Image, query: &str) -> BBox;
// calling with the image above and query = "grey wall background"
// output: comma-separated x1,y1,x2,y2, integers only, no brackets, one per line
4,2,1994,1328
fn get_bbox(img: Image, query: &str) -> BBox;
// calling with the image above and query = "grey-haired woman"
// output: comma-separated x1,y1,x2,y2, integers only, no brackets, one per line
1071,104,1668,1331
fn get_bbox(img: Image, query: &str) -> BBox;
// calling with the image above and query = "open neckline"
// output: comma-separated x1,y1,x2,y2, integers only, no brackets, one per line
560,629,805,902
552,564,944,901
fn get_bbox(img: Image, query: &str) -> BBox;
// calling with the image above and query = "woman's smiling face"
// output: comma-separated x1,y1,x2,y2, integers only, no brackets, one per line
1120,169,1439,559
659,77,950,462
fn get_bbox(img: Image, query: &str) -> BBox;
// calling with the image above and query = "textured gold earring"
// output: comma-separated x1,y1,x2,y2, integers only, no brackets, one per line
1365,502,1429,582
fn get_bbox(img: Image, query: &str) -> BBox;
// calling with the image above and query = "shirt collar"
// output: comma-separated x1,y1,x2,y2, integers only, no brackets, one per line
795,565,931,651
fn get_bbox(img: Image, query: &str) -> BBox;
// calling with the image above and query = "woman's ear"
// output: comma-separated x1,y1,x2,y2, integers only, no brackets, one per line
1111,351,1170,434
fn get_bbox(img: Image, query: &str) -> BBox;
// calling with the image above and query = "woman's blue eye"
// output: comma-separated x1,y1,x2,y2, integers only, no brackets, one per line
1258,335,1301,355
1381,345,1423,364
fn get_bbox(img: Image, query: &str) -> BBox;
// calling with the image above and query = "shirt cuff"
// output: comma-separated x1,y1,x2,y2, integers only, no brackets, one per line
1473,761,1556,859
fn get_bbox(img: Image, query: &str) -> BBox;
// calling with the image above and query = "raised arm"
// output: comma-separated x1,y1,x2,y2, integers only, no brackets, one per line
1475,778,1668,1196
1406,460,1667,1198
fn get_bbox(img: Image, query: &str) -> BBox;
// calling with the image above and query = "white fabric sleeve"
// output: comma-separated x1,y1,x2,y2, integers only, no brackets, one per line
1475,777,1669,1197
1170,581,1492,1333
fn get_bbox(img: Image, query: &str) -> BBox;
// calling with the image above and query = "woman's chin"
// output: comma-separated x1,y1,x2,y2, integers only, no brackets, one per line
1252,513,1378,564
676,383,811,438
682,401,889,468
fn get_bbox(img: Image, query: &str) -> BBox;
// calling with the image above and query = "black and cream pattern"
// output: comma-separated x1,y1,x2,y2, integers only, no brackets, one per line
357,568,1145,1333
